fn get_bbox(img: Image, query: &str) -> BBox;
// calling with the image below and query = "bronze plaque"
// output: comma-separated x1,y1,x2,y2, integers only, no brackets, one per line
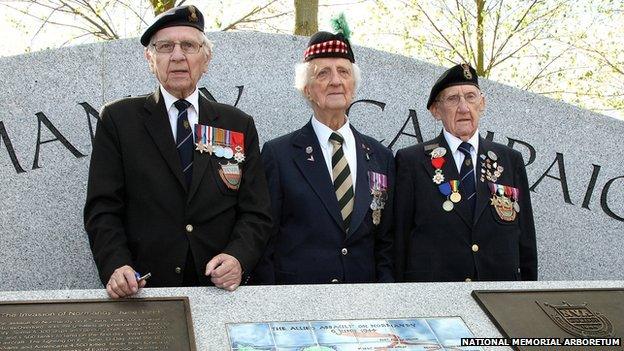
472,288,624,351
0,297,196,351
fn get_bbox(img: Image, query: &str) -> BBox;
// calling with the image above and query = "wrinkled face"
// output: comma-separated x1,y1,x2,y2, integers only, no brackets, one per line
304,57,355,114
145,26,209,99
430,84,485,140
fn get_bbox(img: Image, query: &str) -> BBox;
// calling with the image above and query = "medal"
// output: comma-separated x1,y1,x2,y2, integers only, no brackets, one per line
487,151,497,161
432,170,445,184
431,152,446,185
449,180,461,203
368,171,388,225
223,147,234,159
443,200,454,211
487,182,519,221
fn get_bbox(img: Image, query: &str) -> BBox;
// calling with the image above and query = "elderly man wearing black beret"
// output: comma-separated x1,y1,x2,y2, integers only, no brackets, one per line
84,5,272,297
394,63,537,282
251,16,395,285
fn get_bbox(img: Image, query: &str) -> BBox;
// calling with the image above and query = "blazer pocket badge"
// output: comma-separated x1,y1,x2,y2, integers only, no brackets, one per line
219,162,242,190
195,124,245,163
488,182,520,221
368,171,388,225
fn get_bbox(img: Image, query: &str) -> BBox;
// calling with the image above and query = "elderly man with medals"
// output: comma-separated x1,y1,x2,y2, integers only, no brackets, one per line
251,15,394,284
84,5,272,298
394,63,537,282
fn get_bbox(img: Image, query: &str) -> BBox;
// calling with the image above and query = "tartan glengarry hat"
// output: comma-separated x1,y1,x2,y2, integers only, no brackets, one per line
140,5,205,46
303,31,355,63
427,63,480,109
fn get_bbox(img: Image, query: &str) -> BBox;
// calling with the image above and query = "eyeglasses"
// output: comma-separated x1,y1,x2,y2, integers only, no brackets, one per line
437,91,484,107
152,40,203,54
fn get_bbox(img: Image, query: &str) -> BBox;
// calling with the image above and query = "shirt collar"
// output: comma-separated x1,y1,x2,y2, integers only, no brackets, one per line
443,128,480,154
311,115,354,150
160,85,199,114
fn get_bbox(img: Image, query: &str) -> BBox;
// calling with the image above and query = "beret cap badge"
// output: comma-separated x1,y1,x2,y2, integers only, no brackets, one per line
188,6,198,22
461,63,473,79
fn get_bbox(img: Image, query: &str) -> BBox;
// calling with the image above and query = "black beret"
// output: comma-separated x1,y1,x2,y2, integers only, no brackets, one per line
140,5,204,46
304,31,355,63
427,63,479,109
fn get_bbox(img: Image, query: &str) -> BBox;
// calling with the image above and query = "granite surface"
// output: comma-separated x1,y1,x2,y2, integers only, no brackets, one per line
1,280,622,350
0,32,623,291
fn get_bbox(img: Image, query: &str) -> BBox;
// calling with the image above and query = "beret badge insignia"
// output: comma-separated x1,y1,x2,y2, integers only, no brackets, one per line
188,6,198,22
461,63,472,79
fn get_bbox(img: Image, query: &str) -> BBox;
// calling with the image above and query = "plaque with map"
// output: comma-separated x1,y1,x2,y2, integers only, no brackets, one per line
227,317,482,350
0,297,195,351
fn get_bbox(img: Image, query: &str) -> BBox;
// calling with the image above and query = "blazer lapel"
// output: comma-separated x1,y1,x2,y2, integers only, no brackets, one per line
292,121,345,231
188,91,219,201
347,128,374,238
474,136,493,224
142,88,186,190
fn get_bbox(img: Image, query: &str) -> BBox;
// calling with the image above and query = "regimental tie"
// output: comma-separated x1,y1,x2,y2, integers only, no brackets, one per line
329,132,354,233
458,141,476,213
174,99,193,188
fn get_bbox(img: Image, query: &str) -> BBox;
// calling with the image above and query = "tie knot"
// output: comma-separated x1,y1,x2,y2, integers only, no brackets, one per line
458,142,472,156
329,132,344,145
174,99,191,112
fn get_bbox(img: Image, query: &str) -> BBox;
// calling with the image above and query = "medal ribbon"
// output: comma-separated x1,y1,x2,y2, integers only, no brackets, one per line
225,129,231,148
438,182,452,196
449,180,460,193
367,171,388,191
431,156,445,169
231,131,245,153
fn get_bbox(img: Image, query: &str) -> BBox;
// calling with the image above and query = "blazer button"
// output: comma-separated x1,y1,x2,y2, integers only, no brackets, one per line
465,278,472,282
175,267,182,274
471,244,479,253
331,278,339,283
341,248,348,256
185,224,194,233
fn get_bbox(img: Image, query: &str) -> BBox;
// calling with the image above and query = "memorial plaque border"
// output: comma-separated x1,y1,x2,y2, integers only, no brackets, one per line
0,296,196,351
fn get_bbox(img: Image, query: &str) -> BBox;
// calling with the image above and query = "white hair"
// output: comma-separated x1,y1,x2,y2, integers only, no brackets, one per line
294,61,361,97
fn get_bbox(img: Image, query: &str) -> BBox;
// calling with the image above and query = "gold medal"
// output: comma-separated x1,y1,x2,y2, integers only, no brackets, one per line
450,192,462,203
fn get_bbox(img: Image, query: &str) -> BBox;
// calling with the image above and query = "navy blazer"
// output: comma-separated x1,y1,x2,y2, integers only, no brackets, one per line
251,120,394,284
394,133,537,282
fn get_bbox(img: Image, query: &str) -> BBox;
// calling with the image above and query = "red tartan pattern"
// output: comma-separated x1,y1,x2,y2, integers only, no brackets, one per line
303,40,349,60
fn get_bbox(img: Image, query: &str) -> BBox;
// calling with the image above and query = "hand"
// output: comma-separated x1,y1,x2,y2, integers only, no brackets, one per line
106,265,146,299
205,253,242,291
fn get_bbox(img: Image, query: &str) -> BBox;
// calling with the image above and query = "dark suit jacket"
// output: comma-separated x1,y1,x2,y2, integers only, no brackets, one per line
251,120,394,284
84,88,272,287
394,133,537,282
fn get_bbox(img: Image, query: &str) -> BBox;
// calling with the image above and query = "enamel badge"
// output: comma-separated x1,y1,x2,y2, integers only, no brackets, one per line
219,162,242,190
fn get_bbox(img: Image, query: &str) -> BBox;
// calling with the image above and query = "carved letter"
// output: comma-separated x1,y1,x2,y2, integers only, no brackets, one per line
600,176,624,222
581,164,601,210
387,109,423,149
529,152,573,204
507,137,537,167
78,102,100,144
0,121,26,173
32,112,87,169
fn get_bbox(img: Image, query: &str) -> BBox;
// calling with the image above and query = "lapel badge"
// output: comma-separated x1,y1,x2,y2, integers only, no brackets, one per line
306,146,313,154
480,151,503,182
219,162,241,190
368,171,388,225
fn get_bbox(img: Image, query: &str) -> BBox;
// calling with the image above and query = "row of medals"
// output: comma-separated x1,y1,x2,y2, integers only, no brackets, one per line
430,147,460,212
196,142,245,163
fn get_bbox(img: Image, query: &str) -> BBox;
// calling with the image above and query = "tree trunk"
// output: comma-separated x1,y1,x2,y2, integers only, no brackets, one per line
294,0,318,36
475,0,485,76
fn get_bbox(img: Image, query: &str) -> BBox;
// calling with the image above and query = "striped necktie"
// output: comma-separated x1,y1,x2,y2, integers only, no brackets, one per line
174,99,193,188
329,132,354,233
458,141,476,213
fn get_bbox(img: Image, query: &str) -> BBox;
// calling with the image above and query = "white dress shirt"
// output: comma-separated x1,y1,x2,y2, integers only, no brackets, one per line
160,85,199,141
443,129,479,178
311,116,358,188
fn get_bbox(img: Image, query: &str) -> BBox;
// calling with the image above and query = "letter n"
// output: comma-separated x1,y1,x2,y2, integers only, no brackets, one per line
32,112,87,169
78,102,100,144
0,121,26,173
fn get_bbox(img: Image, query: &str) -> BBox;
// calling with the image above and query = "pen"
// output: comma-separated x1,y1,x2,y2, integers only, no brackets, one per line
134,272,151,282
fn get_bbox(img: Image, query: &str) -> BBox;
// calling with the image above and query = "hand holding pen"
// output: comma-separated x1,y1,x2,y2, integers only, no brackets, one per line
105,265,151,299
